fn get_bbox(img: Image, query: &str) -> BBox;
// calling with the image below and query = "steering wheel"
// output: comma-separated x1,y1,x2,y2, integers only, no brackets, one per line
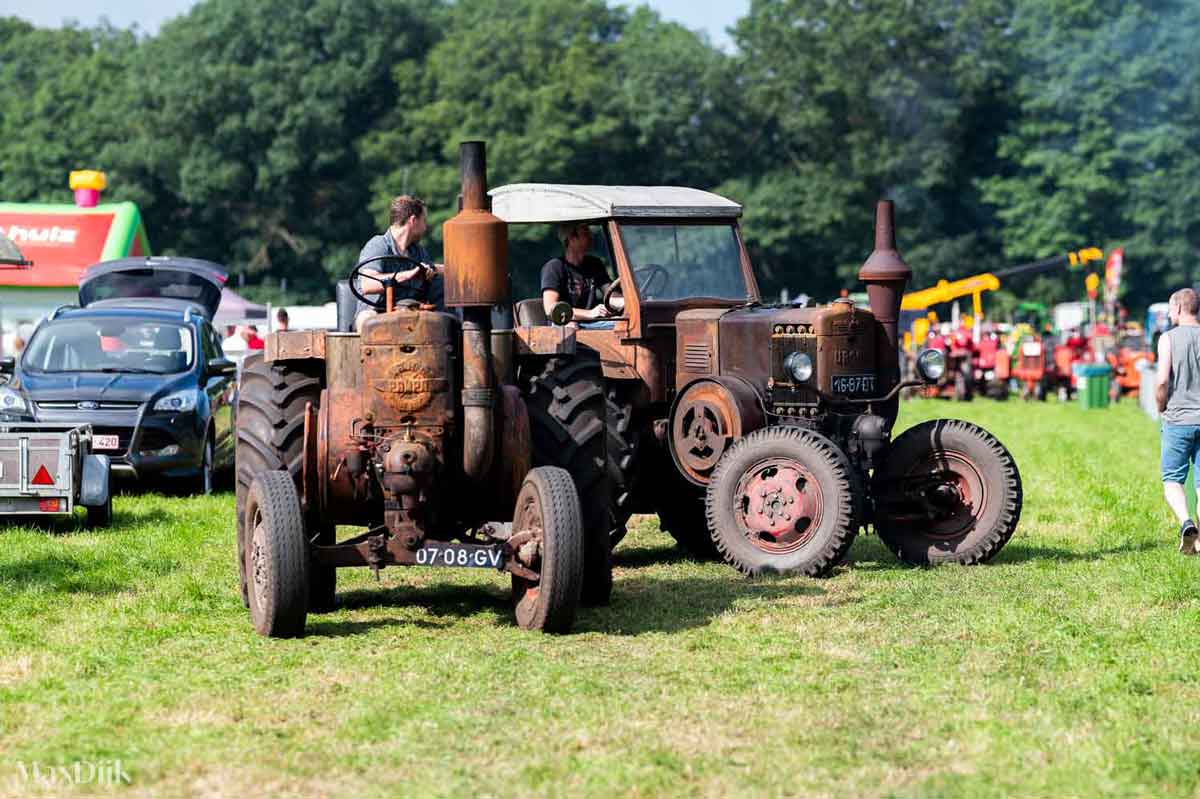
349,253,427,311
633,264,669,298
602,280,625,316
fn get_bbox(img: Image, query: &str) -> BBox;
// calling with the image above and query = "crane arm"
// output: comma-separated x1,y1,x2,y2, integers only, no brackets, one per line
901,247,1104,312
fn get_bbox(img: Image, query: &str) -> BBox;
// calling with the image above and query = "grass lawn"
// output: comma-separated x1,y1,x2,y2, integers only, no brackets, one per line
2,398,1198,798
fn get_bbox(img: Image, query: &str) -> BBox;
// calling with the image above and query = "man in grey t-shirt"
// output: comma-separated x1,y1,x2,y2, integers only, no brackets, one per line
1154,287,1200,553
354,195,444,328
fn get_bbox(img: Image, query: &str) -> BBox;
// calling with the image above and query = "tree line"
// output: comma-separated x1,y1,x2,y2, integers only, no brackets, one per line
0,0,1196,313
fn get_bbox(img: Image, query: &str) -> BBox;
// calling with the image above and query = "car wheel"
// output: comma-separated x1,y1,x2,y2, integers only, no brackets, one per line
190,435,214,496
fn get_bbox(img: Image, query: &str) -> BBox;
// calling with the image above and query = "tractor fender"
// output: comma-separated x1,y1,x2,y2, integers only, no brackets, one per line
668,375,766,486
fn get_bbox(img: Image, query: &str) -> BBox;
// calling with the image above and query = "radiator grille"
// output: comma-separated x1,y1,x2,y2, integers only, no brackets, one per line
682,343,712,372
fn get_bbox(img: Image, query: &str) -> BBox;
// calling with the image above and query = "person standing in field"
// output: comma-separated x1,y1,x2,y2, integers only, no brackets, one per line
1155,287,1200,553
275,308,289,332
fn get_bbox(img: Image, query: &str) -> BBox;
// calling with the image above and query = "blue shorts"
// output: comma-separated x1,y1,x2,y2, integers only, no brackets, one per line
1161,423,1200,485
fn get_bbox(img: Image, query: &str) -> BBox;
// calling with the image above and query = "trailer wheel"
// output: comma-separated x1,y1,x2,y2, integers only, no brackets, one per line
523,354,612,606
511,466,584,633
705,427,858,577
244,471,309,638
85,496,112,529
872,419,1022,566
236,352,322,607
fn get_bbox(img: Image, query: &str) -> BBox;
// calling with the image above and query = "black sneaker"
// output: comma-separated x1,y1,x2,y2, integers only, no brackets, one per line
1180,520,1199,555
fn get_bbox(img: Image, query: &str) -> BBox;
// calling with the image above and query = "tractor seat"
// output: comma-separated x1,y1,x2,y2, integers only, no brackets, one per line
514,298,549,327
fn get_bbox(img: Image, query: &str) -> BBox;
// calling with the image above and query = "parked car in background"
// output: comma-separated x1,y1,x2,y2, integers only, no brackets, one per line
0,257,237,493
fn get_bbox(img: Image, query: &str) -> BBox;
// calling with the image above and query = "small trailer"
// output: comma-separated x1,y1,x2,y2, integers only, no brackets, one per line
0,423,112,527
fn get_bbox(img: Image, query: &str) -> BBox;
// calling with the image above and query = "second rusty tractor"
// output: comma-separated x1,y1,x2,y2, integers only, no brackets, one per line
236,142,1023,637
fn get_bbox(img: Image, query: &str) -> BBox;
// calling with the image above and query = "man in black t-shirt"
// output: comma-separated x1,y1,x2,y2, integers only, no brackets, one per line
540,223,612,322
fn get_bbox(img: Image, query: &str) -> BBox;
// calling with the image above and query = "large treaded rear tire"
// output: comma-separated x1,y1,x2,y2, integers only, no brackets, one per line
605,382,642,548
872,419,1022,566
235,352,331,610
524,354,612,606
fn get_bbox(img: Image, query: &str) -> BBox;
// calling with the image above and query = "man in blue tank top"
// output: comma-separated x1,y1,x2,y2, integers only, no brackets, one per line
1155,287,1200,553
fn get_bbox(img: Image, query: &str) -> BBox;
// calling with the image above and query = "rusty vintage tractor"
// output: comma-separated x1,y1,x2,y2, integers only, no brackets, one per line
235,142,601,637
485,182,1023,573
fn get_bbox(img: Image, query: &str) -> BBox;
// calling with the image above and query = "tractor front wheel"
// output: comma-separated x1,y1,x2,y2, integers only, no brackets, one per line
511,466,585,633
244,471,310,638
872,419,1022,566
705,427,858,577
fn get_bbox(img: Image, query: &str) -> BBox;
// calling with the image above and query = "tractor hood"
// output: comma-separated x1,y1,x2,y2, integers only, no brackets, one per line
79,257,227,319
675,301,883,405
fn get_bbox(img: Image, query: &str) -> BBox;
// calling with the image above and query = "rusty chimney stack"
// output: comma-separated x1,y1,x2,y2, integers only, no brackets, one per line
858,201,911,423
444,141,509,308
443,141,508,484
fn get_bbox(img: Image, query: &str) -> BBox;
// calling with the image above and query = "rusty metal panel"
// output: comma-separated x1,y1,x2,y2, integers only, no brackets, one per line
265,330,326,363
514,326,576,356
575,329,640,380
360,310,457,428
676,309,725,383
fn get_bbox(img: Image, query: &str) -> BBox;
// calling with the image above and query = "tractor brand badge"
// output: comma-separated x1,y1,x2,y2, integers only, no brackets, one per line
375,360,442,412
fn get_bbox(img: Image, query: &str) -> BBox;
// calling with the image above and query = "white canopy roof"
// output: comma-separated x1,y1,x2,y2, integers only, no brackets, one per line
488,183,742,223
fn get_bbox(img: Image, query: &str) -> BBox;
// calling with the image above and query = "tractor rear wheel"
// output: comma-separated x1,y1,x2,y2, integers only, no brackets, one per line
657,472,719,558
872,419,1022,566
244,471,309,638
605,382,642,548
511,466,584,633
235,353,328,609
705,426,858,576
524,354,612,606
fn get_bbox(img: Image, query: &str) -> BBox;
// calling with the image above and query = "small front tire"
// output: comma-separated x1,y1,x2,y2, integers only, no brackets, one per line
511,466,585,633
705,426,858,577
872,419,1022,566
244,471,309,637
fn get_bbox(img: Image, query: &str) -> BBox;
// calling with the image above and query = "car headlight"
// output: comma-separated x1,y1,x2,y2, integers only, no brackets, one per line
0,386,27,412
916,348,946,382
784,351,814,382
153,389,199,412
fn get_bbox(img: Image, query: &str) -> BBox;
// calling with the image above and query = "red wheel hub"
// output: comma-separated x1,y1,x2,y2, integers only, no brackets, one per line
736,458,823,553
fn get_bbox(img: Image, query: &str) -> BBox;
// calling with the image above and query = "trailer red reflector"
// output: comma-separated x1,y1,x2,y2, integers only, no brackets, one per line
38,498,60,512
31,465,54,486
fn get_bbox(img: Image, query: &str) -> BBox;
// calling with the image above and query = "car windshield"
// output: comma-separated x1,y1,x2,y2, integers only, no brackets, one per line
619,224,750,302
23,317,195,374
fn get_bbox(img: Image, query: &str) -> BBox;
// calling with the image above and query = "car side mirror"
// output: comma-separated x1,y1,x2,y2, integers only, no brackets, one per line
208,357,237,378
550,301,574,326
0,357,13,374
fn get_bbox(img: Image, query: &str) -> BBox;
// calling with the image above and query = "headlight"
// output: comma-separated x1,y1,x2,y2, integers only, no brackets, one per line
0,386,27,412
153,389,199,412
916,348,946,382
784,351,814,382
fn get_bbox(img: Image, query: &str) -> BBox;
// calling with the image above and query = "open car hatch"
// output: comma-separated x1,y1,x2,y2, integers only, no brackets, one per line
79,257,227,319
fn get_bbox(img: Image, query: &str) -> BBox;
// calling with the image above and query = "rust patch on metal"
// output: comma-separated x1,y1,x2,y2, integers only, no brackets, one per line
264,330,326,363
514,325,576,356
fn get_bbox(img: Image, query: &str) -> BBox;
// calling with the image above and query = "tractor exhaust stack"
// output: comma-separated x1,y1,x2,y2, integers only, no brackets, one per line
444,142,508,484
858,201,912,422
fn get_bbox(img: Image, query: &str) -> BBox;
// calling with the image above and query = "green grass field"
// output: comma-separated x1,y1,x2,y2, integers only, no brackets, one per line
2,398,1197,798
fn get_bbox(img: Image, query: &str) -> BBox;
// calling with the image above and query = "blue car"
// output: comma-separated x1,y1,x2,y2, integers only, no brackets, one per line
0,257,237,493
